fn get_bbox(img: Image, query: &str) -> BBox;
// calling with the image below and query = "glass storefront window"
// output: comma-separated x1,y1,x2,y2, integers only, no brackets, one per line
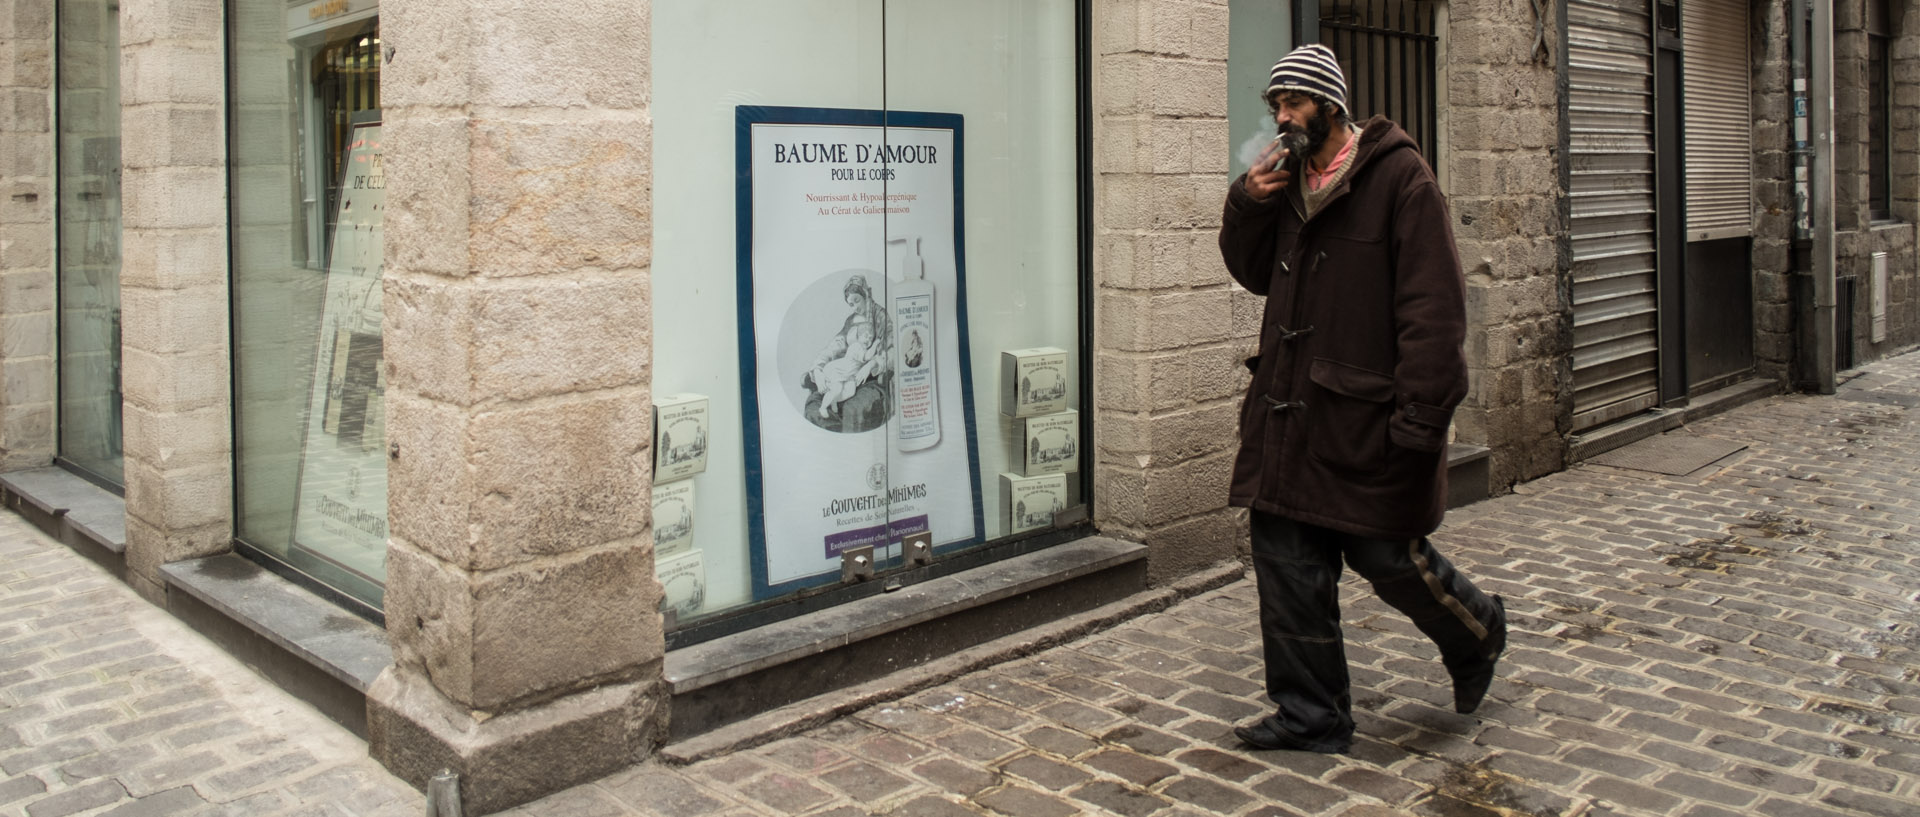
651,1,1085,635
57,0,125,487
1226,0,1292,179
229,0,386,613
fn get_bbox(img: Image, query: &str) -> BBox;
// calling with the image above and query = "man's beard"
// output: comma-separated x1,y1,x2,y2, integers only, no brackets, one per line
1279,108,1336,167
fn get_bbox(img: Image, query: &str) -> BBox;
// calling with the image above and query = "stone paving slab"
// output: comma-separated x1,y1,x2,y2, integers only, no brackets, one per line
0,512,422,817
501,352,1920,816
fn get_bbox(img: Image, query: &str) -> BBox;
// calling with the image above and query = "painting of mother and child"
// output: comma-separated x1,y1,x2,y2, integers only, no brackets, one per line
800,274,893,433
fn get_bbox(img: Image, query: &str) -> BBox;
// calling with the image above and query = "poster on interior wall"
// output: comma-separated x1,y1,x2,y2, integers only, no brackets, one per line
736,105,983,599
291,113,388,585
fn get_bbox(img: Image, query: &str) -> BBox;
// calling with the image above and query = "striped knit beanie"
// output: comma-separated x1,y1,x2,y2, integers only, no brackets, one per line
1266,44,1348,117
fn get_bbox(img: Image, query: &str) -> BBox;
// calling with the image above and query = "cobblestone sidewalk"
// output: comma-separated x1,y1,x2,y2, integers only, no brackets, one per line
0,514,422,817
512,354,1920,816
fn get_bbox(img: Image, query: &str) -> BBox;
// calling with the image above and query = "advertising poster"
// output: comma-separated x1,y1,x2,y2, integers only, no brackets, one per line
736,106,982,598
292,115,388,588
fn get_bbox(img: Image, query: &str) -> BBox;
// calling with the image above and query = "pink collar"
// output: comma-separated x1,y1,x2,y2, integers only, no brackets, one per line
1306,136,1355,192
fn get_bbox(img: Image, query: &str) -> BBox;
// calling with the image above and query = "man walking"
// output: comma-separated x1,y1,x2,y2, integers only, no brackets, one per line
1217,44,1507,754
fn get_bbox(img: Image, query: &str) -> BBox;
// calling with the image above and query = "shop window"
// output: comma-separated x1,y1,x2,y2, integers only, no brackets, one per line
651,1,1087,642
229,0,386,615
1228,1,1295,178
56,0,125,489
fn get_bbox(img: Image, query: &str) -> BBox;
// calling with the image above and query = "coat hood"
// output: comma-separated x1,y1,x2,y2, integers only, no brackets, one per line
1290,116,1422,209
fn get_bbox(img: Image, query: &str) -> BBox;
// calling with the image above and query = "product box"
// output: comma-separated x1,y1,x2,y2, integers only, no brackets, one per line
1020,410,1079,476
1000,472,1068,534
651,480,695,557
1001,347,1070,418
657,549,706,618
652,393,709,484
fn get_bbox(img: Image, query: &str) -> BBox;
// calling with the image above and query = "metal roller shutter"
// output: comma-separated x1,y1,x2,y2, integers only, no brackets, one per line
1682,0,1752,240
1568,0,1660,430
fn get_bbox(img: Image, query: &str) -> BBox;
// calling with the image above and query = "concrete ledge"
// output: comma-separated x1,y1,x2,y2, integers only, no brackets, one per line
1446,443,1491,508
160,555,393,691
663,559,1245,764
1570,377,1781,464
161,555,392,737
665,536,1152,741
1569,407,1685,463
1688,377,1783,421
0,466,127,576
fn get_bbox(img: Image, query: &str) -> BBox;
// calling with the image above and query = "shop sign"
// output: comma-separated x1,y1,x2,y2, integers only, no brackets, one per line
287,0,378,40
735,106,983,598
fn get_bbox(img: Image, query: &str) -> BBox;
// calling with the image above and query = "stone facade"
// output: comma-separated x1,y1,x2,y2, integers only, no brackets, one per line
366,0,665,812
1831,0,1920,362
4,0,1920,813
0,0,55,473
1443,0,1568,490
1752,0,1799,380
117,0,233,602
1091,0,1246,580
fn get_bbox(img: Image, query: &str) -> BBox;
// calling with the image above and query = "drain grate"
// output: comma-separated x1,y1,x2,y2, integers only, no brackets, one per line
1588,433,1748,476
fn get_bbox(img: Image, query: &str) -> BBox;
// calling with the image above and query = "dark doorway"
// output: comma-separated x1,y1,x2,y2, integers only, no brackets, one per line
1683,238,1756,392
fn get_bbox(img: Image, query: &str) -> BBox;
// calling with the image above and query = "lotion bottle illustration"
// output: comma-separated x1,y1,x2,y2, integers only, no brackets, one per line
887,236,941,451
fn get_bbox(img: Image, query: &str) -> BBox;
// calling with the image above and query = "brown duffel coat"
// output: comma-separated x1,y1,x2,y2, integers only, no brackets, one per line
1218,117,1468,540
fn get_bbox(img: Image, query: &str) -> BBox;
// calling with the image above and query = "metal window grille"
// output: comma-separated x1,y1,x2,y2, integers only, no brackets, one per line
1317,0,1440,176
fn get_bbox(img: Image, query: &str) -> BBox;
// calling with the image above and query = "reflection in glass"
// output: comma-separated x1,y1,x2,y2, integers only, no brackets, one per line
57,0,124,486
231,0,386,611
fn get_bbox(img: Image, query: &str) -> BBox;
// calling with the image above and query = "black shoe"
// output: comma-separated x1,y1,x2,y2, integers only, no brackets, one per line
1233,715,1351,754
1451,595,1507,714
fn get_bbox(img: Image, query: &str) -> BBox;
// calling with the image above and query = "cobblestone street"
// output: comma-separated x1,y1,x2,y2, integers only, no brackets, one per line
5,352,1920,816
516,352,1920,817
0,520,421,816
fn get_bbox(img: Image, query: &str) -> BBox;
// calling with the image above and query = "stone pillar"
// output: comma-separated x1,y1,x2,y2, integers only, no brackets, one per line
1090,0,1245,582
118,0,232,602
1833,0,1868,232
367,0,664,812
1895,10,1919,227
1752,0,1799,380
0,0,56,471
1446,0,1565,489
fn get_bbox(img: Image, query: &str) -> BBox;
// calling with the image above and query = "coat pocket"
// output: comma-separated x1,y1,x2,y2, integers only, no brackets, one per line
1305,358,1394,472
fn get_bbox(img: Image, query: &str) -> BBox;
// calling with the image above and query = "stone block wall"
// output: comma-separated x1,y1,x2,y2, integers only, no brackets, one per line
0,0,56,472
1751,0,1797,381
368,0,665,811
1831,0,1920,364
1091,0,1246,581
1443,0,1566,490
1897,11,1920,227
118,0,232,602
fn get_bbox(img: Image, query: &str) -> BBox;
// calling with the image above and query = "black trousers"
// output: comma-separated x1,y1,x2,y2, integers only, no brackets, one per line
1250,510,1499,750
